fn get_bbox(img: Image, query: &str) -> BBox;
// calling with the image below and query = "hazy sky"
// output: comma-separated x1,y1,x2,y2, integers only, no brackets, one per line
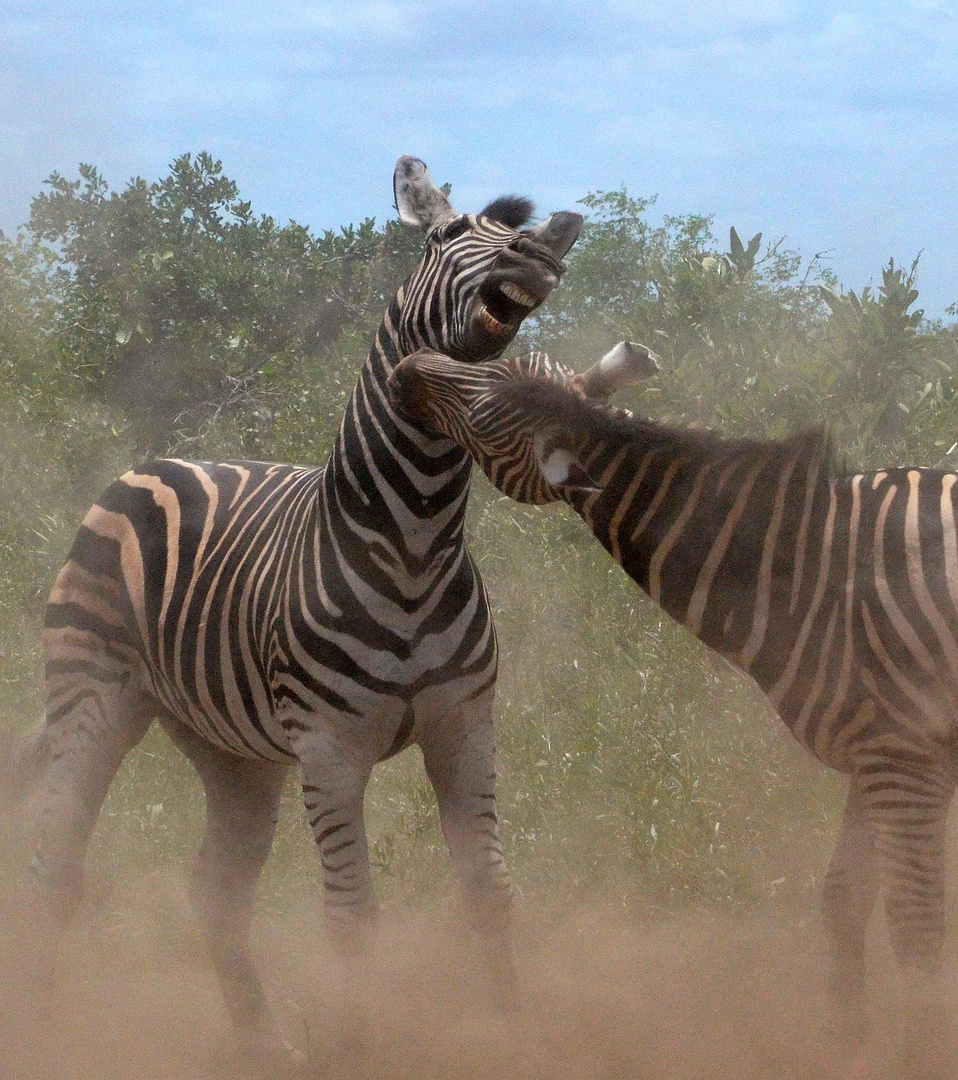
3,0,957,315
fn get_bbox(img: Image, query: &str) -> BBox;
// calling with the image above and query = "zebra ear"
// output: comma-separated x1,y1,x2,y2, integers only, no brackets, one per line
533,430,602,494
571,341,661,400
394,156,456,231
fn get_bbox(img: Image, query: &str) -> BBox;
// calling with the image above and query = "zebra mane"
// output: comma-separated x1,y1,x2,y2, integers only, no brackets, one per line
501,376,837,480
480,195,535,229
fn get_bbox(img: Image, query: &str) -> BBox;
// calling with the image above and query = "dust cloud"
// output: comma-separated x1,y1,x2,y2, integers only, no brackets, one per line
0,867,935,1080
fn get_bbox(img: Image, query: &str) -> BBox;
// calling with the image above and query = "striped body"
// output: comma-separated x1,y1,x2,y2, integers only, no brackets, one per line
20,160,582,1056
49,450,486,765
390,349,958,1072
585,443,958,778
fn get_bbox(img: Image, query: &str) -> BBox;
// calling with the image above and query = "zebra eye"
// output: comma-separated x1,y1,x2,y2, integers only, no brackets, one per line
436,218,470,243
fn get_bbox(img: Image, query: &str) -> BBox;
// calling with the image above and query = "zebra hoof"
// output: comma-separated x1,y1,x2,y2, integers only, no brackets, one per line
485,936,520,1013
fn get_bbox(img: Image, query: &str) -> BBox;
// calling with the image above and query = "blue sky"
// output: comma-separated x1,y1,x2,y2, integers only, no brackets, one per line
3,0,957,315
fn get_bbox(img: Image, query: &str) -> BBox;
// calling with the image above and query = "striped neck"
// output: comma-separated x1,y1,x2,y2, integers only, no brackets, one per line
572,424,833,682
322,295,474,570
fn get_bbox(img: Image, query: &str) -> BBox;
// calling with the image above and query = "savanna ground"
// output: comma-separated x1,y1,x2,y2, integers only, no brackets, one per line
3,482,957,1079
1,881,943,1080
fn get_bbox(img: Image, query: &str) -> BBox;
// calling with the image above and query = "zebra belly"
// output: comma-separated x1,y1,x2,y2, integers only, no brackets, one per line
134,612,496,768
770,654,957,775
271,629,498,763
135,646,293,762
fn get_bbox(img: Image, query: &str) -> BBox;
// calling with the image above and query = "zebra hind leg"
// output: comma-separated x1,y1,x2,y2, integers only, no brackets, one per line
872,773,954,1075
157,716,299,1067
821,778,881,1051
865,757,955,1080
11,672,155,1010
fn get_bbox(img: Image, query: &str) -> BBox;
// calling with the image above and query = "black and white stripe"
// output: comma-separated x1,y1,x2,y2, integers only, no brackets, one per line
18,159,581,1053
390,347,958,1071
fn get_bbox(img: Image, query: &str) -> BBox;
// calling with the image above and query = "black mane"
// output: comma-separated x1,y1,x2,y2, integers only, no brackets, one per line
504,376,836,480
480,195,535,229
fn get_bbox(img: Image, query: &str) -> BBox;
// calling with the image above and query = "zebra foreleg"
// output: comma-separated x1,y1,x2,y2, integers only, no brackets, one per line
419,693,516,1010
299,746,377,947
298,740,377,1056
15,686,153,1001
821,778,881,1050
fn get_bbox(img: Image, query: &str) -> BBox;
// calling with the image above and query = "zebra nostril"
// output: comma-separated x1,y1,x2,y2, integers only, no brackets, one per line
387,363,410,402
506,234,565,275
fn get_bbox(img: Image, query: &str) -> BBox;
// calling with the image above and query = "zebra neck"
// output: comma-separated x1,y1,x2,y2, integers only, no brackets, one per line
574,427,832,675
321,303,474,567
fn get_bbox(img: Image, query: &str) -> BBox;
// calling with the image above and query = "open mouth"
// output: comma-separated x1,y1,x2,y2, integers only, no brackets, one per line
477,280,543,339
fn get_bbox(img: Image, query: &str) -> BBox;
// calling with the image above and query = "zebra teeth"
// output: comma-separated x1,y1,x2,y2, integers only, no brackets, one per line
499,282,539,308
480,306,513,338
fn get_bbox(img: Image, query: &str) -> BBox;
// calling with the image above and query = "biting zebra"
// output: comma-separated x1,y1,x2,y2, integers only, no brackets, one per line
389,345,958,1076
9,158,583,1058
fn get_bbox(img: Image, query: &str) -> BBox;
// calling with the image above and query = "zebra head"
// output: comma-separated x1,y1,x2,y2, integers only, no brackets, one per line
388,343,659,504
393,156,583,362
